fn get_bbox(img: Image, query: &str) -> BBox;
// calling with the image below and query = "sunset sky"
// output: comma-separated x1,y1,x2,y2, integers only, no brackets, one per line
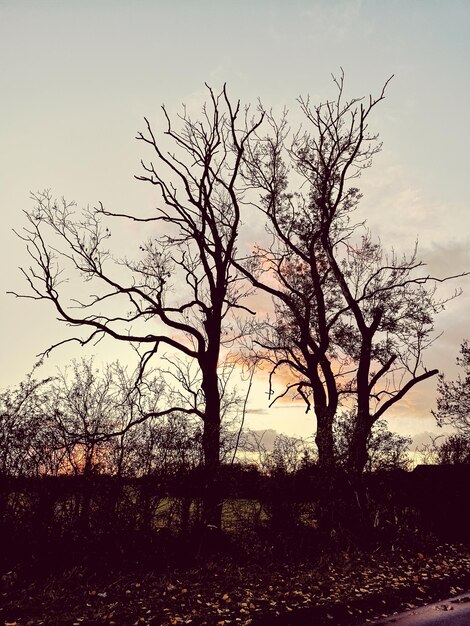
1,0,469,446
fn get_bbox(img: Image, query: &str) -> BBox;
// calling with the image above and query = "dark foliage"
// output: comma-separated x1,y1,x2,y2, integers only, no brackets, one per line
1,464,469,579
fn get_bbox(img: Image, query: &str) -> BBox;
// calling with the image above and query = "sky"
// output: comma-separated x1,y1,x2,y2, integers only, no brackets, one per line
1,0,469,446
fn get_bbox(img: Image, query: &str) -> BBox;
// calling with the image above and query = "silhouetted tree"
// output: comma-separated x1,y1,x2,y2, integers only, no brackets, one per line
42,358,164,474
13,87,263,527
240,71,463,477
436,434,470,465
254,432,316,476
0,365,52,477
419,432,470,466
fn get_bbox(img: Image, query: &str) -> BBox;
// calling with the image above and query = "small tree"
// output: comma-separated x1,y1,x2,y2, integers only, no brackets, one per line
257,433,315,476
0,366,55,477
436,434,470,465
44,358,164,476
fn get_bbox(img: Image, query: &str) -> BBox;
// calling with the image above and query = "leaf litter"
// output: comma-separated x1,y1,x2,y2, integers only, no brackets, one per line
1,544,470,625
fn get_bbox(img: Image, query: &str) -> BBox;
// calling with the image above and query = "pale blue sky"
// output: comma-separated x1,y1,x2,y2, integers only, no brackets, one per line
1,0,469,439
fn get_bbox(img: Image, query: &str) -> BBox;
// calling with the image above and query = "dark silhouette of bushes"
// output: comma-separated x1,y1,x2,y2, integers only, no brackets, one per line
2,463,469,575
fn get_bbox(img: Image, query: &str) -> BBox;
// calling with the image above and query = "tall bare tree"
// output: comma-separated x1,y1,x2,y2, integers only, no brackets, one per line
240,72,464,476
13,87,263,527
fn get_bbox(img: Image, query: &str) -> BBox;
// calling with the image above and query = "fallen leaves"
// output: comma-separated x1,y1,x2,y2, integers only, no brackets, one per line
2,544,470,625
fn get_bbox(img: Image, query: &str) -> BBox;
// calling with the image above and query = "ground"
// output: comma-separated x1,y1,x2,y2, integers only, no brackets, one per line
2,543,470,626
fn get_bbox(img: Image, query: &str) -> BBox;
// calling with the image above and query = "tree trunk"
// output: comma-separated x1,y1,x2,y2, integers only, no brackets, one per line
310,356,338,471
315,410,343,537
201,372,222,529
345,413,374,544
315,418,336,471
347,413,371,475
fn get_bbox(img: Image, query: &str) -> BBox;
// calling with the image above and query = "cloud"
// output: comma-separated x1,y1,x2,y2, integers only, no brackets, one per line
246,407,269,416
410,430,445,451
422,240,470,278
240,428,279,452
359,160,470,255
301,0,369,42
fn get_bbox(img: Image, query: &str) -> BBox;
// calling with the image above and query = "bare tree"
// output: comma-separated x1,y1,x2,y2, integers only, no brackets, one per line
43,358,164,476
239,114,345,471
329,233,458,474
0,365,53,477
12,87,264,527
240,71,465,476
